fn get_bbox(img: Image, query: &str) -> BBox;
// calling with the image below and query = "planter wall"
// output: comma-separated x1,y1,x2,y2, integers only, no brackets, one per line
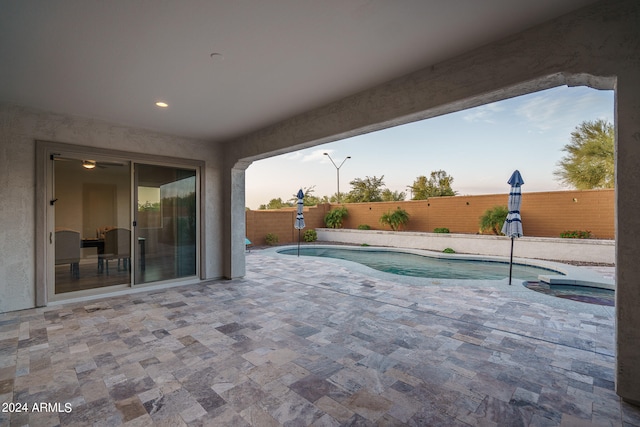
316,228,614,264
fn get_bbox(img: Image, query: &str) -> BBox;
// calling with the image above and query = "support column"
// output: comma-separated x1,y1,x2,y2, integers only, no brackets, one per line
616,70,640,405
222,159,251,279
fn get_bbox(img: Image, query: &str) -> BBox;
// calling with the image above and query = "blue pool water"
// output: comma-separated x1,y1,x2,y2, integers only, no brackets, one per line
279,247,562,281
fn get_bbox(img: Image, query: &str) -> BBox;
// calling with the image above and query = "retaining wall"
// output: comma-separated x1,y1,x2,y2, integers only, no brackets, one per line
316,228,615,264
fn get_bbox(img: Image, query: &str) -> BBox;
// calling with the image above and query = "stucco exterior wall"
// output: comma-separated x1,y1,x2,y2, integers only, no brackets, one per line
0,105,223,313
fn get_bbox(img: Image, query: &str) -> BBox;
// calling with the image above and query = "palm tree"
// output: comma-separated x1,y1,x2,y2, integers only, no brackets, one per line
380,208,410,231
479,206,508,235
324,207,348,229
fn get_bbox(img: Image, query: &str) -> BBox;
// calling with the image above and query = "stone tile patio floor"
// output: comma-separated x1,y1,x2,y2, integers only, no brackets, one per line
1,250,639,426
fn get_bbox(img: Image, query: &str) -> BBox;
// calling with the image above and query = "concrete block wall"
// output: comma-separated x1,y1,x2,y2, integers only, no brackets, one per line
246,209,295,246
521,190,614,238
340,189,614,238
246,189,614,244
246,204,330,245
338,197,498,235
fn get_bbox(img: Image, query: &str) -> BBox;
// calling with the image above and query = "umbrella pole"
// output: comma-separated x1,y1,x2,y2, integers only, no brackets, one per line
508,237,514,285
297,229,301,257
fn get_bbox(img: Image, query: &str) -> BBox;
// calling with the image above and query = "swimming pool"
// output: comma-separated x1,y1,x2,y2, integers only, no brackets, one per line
278,246,563,281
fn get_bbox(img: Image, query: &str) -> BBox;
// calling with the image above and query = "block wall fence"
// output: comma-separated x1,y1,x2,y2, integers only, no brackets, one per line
245,189,614,246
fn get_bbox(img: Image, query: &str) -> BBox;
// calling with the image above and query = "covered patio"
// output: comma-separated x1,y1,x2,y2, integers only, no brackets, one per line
2,250,638,426
2,0,640,410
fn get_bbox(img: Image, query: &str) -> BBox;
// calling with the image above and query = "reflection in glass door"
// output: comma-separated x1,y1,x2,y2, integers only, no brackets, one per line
53,156,131,294
135,164,197,284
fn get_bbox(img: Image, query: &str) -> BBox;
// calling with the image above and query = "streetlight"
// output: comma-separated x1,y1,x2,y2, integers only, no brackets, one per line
324,153,351,203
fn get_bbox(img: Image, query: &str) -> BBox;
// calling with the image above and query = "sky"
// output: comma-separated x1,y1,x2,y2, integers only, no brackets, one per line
245,85,614,209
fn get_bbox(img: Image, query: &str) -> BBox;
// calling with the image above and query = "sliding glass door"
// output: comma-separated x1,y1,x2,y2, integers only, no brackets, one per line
50,150,199,299
135,164,197,285
53,156,131,294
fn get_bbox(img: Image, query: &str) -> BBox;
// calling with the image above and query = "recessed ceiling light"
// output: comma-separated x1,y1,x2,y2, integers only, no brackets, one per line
155,101,169,108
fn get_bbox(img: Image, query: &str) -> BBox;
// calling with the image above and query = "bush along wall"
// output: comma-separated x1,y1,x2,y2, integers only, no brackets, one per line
560,230,592,239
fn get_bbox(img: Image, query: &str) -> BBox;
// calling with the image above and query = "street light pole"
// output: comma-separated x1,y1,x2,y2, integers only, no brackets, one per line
324,153,351,203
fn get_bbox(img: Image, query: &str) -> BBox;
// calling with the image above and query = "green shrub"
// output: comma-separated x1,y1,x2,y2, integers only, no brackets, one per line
433,227,450,233
265,233,279,245
560,230,592,239
479,206,508,235
379,208,410,231
361,243,370,247
357,224,371,230
324,207,348,229
303,229,317,242
443,248,456,254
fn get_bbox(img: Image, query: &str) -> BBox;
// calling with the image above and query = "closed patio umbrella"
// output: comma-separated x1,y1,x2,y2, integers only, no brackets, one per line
294,189,305,256
501,170,524,285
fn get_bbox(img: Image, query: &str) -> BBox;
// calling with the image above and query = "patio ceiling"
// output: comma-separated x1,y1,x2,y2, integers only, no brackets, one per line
0,0,597,142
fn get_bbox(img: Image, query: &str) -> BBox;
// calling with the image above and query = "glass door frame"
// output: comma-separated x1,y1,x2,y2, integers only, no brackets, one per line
36,140,204,305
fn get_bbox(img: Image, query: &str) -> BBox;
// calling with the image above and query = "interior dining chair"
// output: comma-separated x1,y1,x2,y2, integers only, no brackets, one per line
103,228,131,275
55,230,81,279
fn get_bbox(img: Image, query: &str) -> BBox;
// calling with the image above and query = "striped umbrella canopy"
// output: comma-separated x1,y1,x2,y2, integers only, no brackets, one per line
294,189,305,230
502,170,524,285
294,189,305,256
501,170,524,238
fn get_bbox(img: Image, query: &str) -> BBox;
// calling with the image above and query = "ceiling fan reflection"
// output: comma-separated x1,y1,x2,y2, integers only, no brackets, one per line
52,156,125,169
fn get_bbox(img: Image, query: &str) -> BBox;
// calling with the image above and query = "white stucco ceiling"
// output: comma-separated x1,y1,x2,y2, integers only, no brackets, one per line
0,0,598,142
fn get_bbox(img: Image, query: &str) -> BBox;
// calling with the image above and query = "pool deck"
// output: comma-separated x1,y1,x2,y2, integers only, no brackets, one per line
1,249,637,426
272,244,616,291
